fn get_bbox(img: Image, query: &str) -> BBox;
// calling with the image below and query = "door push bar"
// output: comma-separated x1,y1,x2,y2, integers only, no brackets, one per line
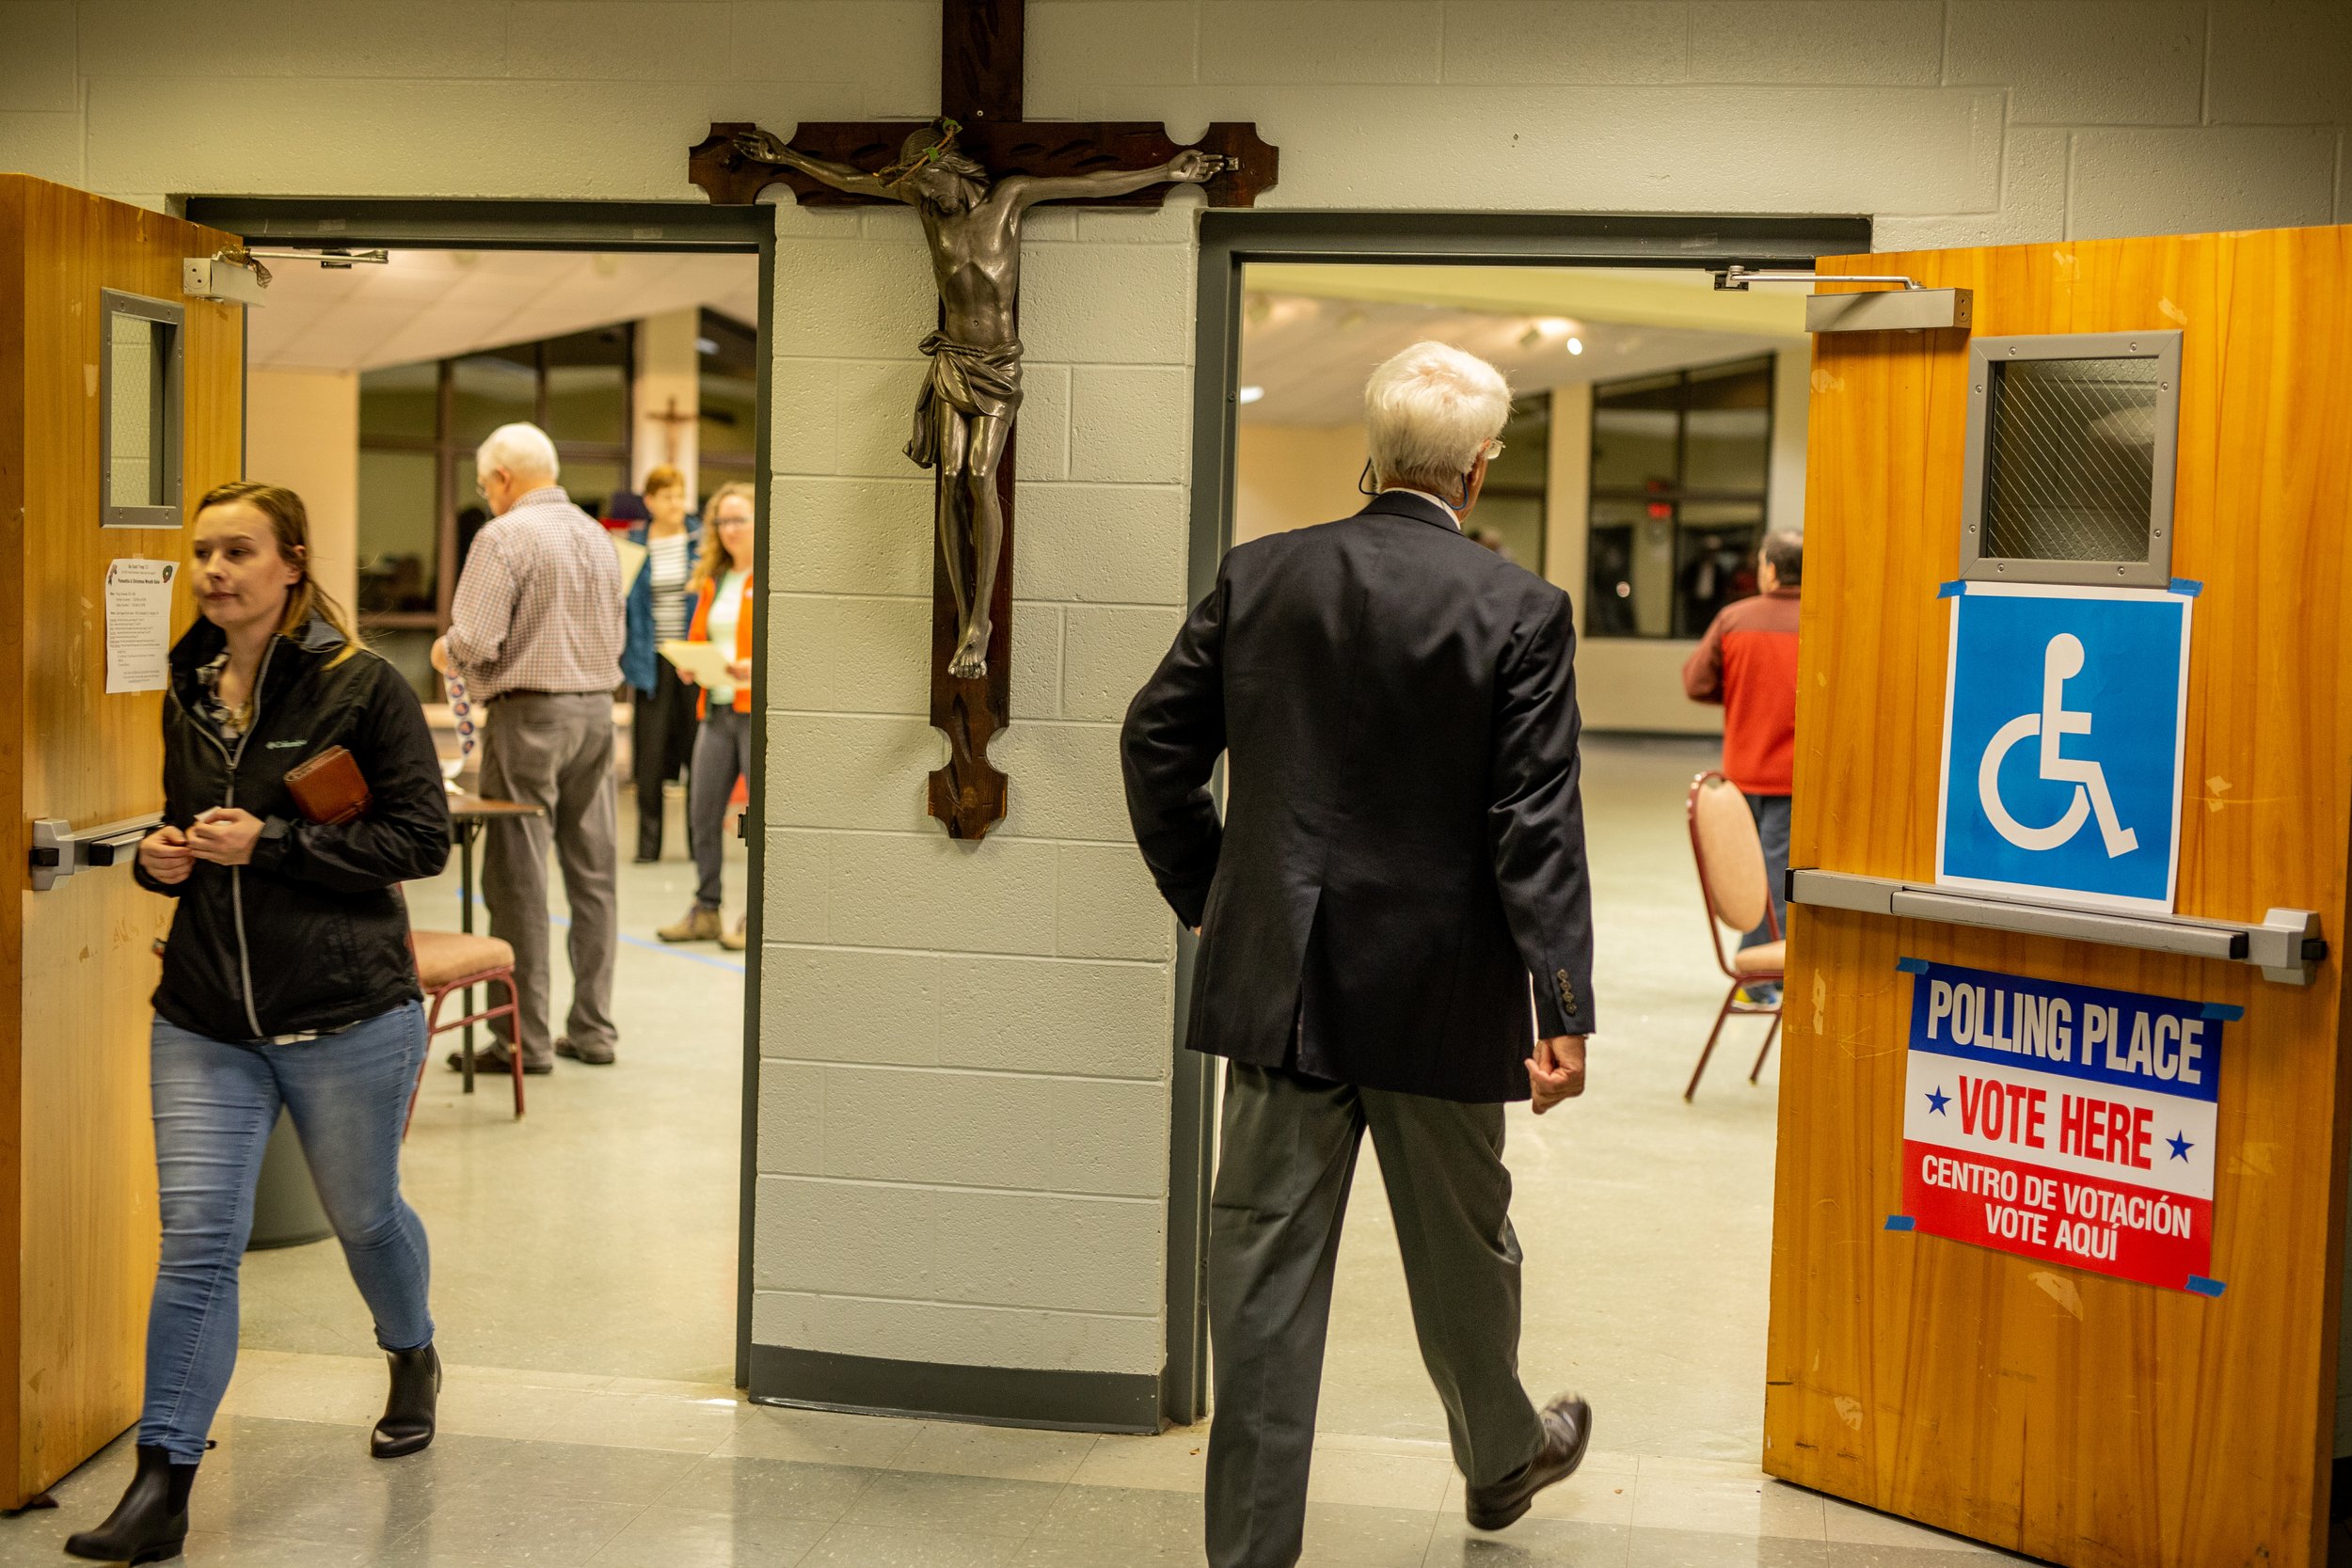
29,815,163,893
1788,868,2327,987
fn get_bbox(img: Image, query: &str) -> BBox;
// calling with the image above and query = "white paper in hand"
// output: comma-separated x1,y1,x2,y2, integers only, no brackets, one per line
660,640,736,688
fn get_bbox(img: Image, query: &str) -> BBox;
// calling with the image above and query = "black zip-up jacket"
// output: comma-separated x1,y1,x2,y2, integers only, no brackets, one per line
135,613,452,1041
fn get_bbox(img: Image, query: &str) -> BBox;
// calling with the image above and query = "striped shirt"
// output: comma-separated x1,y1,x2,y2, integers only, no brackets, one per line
646,531,692,642
446,485,624,702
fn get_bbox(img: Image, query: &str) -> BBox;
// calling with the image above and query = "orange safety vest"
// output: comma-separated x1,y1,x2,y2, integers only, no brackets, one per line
683,569,755,718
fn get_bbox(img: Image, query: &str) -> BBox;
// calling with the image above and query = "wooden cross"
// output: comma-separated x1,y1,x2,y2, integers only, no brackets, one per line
644,395,695,467
688,0,1278,841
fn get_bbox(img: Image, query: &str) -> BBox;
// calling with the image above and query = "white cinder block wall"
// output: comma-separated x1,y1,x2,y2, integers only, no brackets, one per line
5,0,2347,1409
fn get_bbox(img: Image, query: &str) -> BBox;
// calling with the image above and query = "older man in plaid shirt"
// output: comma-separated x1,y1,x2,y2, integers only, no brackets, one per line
433,423,626,1071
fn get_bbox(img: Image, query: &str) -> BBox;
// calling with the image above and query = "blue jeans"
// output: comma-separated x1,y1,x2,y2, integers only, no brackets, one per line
141,1001,434,1464
1741,792,1791,953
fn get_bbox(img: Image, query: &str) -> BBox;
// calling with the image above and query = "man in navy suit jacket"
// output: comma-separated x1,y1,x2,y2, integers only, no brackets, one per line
1123,342,1597,1568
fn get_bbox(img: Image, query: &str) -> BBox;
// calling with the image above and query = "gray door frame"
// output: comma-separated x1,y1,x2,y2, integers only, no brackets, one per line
185,196,777,1391
1164,209,1875,1426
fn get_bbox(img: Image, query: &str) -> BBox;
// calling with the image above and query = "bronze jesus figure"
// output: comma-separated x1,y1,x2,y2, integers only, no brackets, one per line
736,120,1222,678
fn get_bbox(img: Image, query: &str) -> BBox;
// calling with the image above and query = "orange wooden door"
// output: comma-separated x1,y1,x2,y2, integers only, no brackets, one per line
1766,226,2352,1567
0,177,242,1506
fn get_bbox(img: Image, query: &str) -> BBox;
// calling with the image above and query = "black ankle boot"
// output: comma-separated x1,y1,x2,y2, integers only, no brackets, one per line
372,1342,440,1458
64,1444,193,1564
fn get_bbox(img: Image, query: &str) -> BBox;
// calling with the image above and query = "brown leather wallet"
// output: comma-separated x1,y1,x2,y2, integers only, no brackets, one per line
283,745,372,826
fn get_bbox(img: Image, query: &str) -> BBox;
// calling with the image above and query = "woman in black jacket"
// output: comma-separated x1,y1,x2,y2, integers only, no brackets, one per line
69,483,453,1567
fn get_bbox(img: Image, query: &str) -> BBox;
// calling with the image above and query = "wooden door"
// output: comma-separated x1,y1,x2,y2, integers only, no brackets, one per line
1766,227,2352,1566
0,177,242,1506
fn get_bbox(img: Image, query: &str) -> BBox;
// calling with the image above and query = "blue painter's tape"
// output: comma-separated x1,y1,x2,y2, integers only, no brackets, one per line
2186,1275,2227,1297
1895,957,1930,974
2201,1001,2245,1022
1936,580,1965,599
1884,1215,1916,1232
2169,578,2203,598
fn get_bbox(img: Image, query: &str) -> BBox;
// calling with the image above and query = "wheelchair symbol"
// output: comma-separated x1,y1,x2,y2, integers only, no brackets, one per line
1977,633,2138,859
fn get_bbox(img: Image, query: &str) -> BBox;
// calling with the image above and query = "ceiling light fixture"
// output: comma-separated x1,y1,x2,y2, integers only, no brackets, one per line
1236,385,1265,404
1565,337,1584,356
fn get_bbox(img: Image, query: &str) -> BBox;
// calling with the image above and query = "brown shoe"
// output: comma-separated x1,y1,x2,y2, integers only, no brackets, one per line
720,918,748,952
1464,1395,1591,1531
446,1041,551,1076
658,904,722,943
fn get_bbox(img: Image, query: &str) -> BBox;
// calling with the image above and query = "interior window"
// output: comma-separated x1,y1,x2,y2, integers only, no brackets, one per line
1587,356,1775,640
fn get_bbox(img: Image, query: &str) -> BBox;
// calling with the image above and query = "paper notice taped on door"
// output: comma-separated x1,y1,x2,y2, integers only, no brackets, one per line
105,558,176,693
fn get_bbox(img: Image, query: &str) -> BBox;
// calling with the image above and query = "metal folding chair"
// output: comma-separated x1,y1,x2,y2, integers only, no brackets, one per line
1685,771,1785,1101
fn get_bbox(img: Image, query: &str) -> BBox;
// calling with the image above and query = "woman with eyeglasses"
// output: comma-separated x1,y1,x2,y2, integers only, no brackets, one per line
656,482,756,951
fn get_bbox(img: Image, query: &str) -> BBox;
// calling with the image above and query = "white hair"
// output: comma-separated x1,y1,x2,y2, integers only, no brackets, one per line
1363,341,1512,494
476,422,560,483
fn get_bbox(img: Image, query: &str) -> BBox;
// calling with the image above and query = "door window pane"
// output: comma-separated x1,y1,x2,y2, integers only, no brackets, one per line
1588,497,1677,639
1590,372,1680,491
559,458,626,524
1683,359,1772,492
699,369,757,458
1983,356,2160,563
357,450,440,614
360,362,439,441
1467,395,1551,570
698,309,760,462
543,326,629,445
107,313,169,507
1674,500,1766,638
1587,356,1777,639
451,350,538,446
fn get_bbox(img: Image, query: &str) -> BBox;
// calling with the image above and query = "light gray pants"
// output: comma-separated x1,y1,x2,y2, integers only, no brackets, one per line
479,692,619,1066
690,705,752,911
1206,1064,1546,1568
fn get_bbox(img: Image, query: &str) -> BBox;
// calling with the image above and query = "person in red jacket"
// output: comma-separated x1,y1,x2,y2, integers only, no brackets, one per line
1682,531,1802,1002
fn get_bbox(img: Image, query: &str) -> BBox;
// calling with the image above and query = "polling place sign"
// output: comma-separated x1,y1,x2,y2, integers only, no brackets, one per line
1898,958,2232,1294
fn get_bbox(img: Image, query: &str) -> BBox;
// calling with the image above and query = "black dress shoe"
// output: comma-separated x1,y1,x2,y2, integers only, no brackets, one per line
1464,1394,1592,1531
446,1042,551,1076
373,1342,440,1458
65,1443,195,1563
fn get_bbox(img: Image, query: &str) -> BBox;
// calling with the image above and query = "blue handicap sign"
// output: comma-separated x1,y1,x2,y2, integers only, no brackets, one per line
1938,585,2191,910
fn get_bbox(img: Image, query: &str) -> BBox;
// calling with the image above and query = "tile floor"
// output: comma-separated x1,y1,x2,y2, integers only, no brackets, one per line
6,1352,2029,1566
0,739,2045,1565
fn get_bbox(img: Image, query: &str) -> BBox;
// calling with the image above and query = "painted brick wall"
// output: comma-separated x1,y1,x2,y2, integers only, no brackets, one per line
751,192,1190,1372
4,0,2348,1388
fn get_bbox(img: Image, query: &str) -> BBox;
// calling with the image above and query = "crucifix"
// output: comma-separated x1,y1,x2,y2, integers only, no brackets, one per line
687,0,1278,840
645,395,696,466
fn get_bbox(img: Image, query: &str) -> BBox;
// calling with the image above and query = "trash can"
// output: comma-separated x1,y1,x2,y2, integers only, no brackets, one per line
246,1106,331,1251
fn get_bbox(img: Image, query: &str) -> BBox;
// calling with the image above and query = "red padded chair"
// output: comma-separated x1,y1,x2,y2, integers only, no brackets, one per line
1684,771,1785,1101
405,930,523,1132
